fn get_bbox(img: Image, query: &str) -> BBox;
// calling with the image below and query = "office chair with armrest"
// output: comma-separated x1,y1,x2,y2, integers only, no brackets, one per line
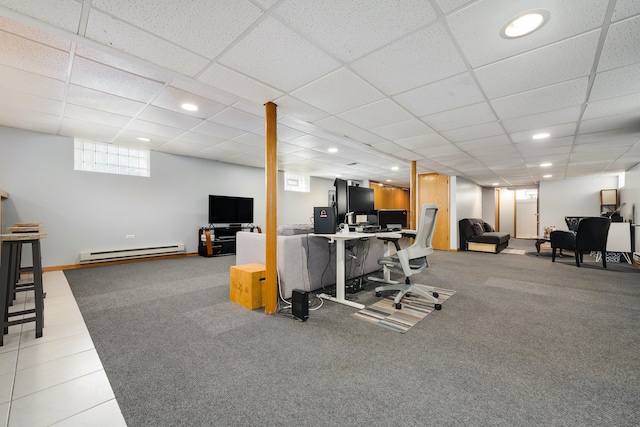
369,204,441,310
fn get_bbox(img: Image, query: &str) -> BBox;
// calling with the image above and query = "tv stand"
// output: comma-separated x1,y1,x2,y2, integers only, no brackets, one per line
198,225,255,257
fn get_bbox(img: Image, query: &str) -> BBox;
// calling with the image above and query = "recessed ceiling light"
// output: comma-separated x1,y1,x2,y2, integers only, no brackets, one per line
378,183,384,187
391,166,399,171
386,179,392,182
501,10,550,39
335,174,341,177
181,103,198,111
136,137,151,142
540,162,552,167
328,147,338,153
532,132,550,140
492,182,500,186
543,174,553,178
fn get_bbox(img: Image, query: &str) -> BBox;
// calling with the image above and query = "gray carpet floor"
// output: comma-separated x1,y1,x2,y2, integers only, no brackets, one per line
64,239,640,426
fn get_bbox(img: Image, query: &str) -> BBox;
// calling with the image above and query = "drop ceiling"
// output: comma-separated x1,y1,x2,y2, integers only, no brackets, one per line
1,0,639,188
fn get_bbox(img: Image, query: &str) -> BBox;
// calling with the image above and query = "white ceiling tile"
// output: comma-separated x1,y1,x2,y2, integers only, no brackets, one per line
126,119,185,139
394,73,485,117
509,123,577,143
583,93,640,120
231,132,265,149
90,0,263,59
0,0,82,32
191,121,246,140
597,15,640,72
0,15,70,50
434,0,476,14
516,136,574,153
590,63,640,102
0,30,69,79
137,106,203,130
395,134,450,150
441,121,504,143
447,0,608,67
501,106,582,133
176,132,226,147
455,135,511,151
0,64,65,99
157,139,210,157
575,129,640,145
152,86,228,119
351,21,467,95
292,68,384,115
198,63,283,105
491,77,588,120
209,108,263,132
66,84,146,117
75,45,171,82
219,17,340,92
273,96,330,123
413,143,462,157
579,112,639,135
612,0,640,21
337,99,413,130
371,119,434,141
0,87,62,115
274,0,437,62
475,30,600,99
71,57,164,102
214,140,263,155
343,130,388,146
313,116,364,139
64,104,131,128
421,102,497,132
60,117,122,142
85,10,209,77
0,104,59,127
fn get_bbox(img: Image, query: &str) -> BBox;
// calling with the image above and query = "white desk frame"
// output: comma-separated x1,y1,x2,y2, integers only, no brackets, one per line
312,231,403,309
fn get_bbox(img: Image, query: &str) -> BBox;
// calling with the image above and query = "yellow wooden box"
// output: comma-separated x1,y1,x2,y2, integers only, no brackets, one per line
230,263,266,310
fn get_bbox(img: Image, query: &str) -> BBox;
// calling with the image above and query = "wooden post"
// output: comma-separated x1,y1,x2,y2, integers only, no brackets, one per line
410,161,417,229
264,102,277,315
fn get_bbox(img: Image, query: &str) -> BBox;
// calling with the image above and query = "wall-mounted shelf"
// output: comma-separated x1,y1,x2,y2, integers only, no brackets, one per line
600,189,618,214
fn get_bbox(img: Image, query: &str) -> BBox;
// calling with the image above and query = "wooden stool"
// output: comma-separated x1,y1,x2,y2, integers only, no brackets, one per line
5,224,45,304
0,232,47,346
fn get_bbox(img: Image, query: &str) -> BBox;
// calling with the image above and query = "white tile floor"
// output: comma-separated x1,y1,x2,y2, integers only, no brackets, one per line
1,271,126,427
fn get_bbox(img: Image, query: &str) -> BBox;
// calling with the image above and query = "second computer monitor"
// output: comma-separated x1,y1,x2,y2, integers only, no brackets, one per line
378,209,407,229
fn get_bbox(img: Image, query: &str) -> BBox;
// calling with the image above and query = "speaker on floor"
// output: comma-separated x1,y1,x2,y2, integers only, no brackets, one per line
291,289,308,321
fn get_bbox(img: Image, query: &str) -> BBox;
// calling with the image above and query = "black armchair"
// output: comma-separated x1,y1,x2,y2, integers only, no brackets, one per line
550,217,611,268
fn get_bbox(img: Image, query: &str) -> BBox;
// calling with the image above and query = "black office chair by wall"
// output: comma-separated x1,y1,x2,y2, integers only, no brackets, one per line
550,217,611,268
368,204,441,310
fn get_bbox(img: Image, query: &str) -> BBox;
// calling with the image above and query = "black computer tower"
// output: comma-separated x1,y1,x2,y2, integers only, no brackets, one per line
314,206,337,234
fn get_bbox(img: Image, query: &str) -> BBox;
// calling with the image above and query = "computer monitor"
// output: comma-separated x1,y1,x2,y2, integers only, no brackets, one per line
347,186,374,215
333,178,348,220
378,209,407,229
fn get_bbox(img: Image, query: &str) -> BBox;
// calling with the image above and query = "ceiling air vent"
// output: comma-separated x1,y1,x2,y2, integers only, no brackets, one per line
347,162,358,166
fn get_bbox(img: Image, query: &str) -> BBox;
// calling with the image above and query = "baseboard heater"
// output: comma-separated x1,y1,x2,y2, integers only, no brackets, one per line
80,244,185,263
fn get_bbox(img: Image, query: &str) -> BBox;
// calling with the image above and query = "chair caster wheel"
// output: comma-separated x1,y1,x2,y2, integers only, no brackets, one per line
395,303,402,309
432,292,439,298
375,291,381,297
434,304,442,310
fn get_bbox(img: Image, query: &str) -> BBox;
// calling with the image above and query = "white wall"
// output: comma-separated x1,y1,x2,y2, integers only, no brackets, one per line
454,176,482,249
619,163,640,251
539,175,618,232
482,187,496,224
0,126,334,267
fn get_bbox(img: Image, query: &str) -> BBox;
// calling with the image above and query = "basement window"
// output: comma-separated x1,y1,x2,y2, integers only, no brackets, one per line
74,139,150,177
284,172,310,192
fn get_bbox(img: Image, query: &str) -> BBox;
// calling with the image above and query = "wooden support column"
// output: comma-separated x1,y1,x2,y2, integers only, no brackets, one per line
264,102,277,315
410,161,417,229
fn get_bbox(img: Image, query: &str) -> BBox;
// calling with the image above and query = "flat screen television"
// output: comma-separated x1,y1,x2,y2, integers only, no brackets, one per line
208,195,254,224
347,186,374,215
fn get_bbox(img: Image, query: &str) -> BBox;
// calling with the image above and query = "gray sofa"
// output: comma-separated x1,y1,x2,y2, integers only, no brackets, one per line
235,225,386,299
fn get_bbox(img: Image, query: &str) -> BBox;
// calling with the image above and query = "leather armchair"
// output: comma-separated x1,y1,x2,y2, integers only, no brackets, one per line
550,217,611,267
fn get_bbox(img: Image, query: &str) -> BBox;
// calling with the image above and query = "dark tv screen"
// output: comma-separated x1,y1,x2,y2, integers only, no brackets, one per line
208,195,254,224
334,178,348,219
348,186,374,215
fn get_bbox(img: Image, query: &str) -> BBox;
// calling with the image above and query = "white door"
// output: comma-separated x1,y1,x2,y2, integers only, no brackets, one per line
515,189,538,238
